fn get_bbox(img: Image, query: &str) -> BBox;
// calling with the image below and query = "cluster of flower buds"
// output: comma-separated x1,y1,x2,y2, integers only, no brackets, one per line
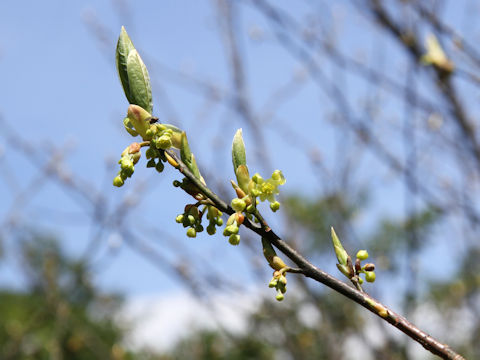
269,270,288,301
355,250,376,284
176,204,223,238
250,170,285,212
225,129,286,245
262,238,289,301
113,143,142,187
223,212,245,245
331,227,376,284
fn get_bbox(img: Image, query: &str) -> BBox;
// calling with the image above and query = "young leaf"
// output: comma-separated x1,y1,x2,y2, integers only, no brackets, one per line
232,128,247,171
331,227,348,266
126,49,153,114
116,26,135,103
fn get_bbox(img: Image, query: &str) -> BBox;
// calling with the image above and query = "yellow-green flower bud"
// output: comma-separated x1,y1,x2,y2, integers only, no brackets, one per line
228,234,240,245
356,250,369,260
231,198,246,212
113,176,124,187
175,215,184,223
275,290,284,301
365,271,376,283
186,228,196,238
270,201,280,212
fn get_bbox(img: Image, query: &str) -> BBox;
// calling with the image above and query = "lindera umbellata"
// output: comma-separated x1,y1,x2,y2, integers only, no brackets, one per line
110,27,465,359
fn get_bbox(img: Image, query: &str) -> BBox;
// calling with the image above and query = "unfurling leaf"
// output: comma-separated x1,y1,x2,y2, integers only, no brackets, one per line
116,26,153,113
232,128,246,171
331,227,348,266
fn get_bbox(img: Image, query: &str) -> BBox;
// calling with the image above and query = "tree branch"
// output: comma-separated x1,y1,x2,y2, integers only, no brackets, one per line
165,149,465,360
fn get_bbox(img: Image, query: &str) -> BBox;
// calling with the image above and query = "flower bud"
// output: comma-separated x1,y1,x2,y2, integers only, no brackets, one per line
363,263,375,272
186,228,196,238
275,291,284,301
175,215,184,223
113,176,124,187
365,271,376,283
231,198,246,212
228,234,240,245
155,161,165,173
356,250,369,260
270,201,280,212
206,225,216,235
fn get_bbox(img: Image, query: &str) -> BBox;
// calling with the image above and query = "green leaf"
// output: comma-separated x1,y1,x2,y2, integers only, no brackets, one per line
126,49,153,113
116,26,135,102
232,128,246,171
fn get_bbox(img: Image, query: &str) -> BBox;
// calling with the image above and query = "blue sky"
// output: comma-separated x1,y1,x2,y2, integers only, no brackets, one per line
0,0,465,301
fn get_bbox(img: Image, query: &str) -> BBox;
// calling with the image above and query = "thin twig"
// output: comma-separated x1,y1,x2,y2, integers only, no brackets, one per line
165,148,465,360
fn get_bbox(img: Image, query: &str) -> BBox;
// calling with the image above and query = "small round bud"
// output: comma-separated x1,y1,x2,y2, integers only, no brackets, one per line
275,291,284,301
356,250,369,260
216,218,223,226
175,215,184,223
228,234,240,245
173,180,182,187
251,188,261,197
156,135,172,150
270,201,280,212
246,204,255,213
365,271,376,283
231,198,246,212
145,148,155,159
195,224,204,233
206,225,216,235
120,158,134,170
113,176,124,187
146,159,156,168
363,263,375,272
187,215,195,225
252,173,263,183
186,228,197,238
358,277,364,284
272,170,282,181
121,166,134,177
155,162,165,173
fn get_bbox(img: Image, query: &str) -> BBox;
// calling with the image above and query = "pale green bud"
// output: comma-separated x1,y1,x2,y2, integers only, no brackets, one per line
356,250,369,261
231,198,246,212
113,176,124,187
228,234,240,245
175,215,184,223
186,228,197,238
365,271,376,283
270,201,280,212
